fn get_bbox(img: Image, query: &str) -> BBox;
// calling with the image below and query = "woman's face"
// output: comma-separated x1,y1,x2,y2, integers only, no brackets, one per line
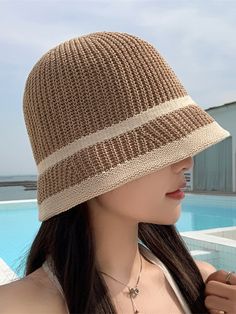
88,156,194,225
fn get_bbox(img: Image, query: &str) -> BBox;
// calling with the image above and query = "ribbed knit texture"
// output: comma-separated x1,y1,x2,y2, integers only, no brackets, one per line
23,31,231,221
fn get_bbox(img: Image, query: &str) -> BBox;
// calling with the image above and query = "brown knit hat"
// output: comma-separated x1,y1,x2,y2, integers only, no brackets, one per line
23,31,230,221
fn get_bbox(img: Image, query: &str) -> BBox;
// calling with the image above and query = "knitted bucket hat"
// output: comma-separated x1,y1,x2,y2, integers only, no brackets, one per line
23,31,231,221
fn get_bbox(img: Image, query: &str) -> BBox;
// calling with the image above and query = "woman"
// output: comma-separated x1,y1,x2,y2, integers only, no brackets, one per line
0,31,235,314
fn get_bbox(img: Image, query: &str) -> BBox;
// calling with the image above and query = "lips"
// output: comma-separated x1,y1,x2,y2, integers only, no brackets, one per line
166,182,187,194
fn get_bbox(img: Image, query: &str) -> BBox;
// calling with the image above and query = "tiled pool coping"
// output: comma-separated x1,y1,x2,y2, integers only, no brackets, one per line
180,226,236,271
181,226,236,247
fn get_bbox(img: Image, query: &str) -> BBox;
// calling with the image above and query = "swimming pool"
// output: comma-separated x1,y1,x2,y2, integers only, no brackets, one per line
177,193,236,231
0,200,40,278
1,193,236,278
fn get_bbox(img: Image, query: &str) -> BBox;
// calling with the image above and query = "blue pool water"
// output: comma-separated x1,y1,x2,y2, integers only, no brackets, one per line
177,194,236,231
0,200,40,278
0,193,236,278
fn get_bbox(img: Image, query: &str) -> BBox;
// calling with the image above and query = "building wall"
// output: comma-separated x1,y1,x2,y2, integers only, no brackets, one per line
184,102,236,193
193,136,232,192
206,103,236,192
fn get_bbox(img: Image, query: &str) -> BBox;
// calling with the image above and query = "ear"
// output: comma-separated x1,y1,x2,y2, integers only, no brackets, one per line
194,259,217,283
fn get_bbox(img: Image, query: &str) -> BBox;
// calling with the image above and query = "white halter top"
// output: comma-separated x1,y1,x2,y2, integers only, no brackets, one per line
42,242,192,314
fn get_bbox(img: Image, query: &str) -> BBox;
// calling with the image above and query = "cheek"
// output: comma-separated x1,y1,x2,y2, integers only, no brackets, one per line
125,187,165,212
140,201,182,225
147,201,181,225
131,184,166,208
97,179,174,221
123,191,166,220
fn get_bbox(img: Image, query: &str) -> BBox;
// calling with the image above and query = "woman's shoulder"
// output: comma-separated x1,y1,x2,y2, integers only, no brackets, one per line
194,259,217,283
0,266,66,314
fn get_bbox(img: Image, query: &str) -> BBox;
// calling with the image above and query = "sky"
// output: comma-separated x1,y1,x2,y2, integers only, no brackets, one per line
0,0,236,176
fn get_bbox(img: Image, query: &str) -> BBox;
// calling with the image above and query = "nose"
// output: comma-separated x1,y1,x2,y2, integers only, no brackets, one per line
172,156,194,173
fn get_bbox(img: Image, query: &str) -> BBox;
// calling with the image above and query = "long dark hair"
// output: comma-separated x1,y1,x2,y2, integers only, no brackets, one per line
20,201,209,313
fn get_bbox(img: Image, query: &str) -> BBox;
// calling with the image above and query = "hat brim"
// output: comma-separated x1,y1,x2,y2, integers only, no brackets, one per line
37,98,230,221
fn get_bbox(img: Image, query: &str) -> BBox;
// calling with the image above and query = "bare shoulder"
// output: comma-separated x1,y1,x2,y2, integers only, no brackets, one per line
0,267,67,314
194,259,217,283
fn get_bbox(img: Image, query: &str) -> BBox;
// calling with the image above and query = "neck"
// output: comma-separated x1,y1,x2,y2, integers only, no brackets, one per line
88,199,143,286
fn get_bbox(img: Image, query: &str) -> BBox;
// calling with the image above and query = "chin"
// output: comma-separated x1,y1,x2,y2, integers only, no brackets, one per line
141,204,182,224
167,204,182,223
171,215,181,224
151,214,181,225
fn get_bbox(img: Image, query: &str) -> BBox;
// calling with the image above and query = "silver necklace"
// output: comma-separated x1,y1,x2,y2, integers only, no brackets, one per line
99,250,143,314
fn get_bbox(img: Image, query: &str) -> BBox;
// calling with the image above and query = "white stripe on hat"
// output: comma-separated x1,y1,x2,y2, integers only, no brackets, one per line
37,95,194,175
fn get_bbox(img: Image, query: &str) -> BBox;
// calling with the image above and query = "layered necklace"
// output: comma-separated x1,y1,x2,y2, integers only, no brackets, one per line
99,250,143,314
